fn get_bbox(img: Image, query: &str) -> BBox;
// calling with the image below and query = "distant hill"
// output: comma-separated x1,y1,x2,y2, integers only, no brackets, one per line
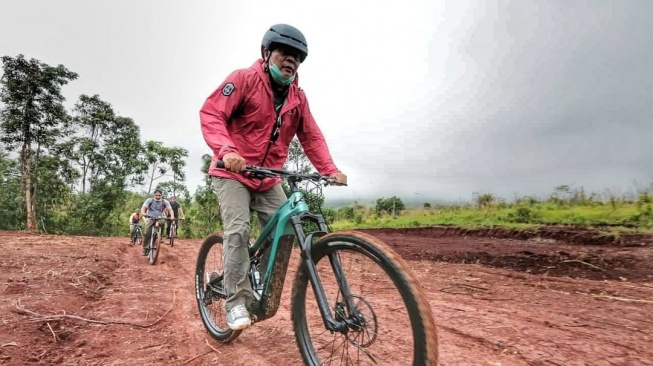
323,196,458,209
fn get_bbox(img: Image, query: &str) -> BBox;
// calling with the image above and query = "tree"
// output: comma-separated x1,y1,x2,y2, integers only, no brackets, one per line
0,54,78,230
0,149,22,229
375,196,405,217
155,180,190,200
68,94,115,192
141,140,189,194
282,137,325,215
55,98,145,235
287,137,312,174
33,153,77,232
336,206,355,221
187,154,222,237
103,116,146,188
550,185,572,204
473,192,495,209
64,95,144,192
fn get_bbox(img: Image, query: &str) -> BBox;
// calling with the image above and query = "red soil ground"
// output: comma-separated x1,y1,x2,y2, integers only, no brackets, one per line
1,226,652,365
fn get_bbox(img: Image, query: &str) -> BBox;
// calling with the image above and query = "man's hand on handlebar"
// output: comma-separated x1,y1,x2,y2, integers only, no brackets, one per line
329,172,347,186
222,152,246,172
215,159,348,186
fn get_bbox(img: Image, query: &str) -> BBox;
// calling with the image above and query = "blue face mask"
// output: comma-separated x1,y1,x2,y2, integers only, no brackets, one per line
269,63,296,86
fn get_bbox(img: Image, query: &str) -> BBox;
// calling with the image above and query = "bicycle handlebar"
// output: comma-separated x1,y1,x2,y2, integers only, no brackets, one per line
145,215,166,220
214,161,346,186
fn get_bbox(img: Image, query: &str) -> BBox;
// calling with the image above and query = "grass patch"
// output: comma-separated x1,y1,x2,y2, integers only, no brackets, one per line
329,197,653,233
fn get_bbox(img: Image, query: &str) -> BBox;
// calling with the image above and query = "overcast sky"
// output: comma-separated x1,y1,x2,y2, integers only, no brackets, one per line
1,0,651,203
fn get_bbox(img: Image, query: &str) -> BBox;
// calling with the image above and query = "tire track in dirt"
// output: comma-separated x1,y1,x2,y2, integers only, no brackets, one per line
108,238,238,365
413,260,653,366
135,240,210,365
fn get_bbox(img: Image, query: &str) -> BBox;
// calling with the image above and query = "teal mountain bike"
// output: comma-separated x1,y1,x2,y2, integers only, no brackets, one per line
195,162,438,365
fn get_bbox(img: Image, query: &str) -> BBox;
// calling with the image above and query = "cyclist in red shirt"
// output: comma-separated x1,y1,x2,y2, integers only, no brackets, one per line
200,24,347,330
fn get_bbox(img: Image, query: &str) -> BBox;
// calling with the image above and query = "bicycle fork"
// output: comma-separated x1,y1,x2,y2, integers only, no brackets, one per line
293,221,356,334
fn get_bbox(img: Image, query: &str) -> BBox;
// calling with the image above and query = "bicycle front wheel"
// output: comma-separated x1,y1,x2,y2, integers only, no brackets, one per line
291,230,438,366
149,231,160,265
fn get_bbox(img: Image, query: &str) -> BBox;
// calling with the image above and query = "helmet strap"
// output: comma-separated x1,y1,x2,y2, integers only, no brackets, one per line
263,54,271,72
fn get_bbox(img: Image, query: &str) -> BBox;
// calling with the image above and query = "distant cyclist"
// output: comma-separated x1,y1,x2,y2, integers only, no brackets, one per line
128,210,143,242
140,190,174,256
165,194,186,238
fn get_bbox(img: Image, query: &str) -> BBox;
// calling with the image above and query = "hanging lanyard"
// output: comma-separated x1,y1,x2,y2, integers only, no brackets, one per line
259,101,285,167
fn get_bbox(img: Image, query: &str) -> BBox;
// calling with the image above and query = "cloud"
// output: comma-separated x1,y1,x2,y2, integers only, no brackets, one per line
1,0,652,204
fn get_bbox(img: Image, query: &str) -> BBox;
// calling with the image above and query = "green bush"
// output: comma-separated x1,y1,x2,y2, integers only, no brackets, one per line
507,206,537,224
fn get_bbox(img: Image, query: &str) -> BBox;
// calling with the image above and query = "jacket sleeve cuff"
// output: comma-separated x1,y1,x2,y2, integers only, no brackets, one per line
322,168,341,176
217,145,238,160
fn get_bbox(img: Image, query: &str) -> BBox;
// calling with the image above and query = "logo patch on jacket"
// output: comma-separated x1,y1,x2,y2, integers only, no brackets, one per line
222,82,235,96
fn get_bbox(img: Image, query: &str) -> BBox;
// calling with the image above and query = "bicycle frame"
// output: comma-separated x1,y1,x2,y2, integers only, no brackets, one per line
150,219,163,245
170,220,177,234
209,181,351,332
132,225,142,237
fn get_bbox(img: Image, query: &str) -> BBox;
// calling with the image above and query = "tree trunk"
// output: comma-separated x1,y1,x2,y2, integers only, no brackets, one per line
81,157,88,193
21,142,37,231
147,163,156,194
32,141,42,230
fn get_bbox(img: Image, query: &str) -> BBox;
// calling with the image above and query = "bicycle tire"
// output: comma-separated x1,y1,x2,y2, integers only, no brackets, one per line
170,225,175,247
195,235,242,343
149,231,160,265
291,230,438,366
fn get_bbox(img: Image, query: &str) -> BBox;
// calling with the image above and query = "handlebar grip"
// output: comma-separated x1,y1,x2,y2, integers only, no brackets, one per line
215,161,225,169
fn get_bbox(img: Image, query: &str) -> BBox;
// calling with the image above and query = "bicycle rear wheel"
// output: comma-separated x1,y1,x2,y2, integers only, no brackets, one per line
194,235,242,343
291,230,438,366
148,231,160,265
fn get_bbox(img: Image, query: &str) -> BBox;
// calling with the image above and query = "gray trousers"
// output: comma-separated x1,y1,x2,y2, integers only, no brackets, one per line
143,218,164,249
212,177,287,311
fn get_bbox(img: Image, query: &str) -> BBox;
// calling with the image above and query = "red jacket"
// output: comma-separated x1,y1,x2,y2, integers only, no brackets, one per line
200,59,340,191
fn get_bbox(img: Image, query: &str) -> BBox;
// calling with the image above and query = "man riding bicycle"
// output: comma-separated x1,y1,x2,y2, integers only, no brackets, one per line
165,194,186,238
140,190,174,256
128,209,143,242
200,23,347,331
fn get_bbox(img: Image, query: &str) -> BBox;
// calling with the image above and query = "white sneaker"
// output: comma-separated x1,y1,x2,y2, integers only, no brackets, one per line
226,305,252,330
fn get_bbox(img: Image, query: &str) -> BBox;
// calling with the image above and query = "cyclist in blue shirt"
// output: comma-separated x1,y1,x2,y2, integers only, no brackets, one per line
140,190,174,256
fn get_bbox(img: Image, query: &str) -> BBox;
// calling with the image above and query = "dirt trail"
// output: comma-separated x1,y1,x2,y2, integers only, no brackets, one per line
1,227,653,365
